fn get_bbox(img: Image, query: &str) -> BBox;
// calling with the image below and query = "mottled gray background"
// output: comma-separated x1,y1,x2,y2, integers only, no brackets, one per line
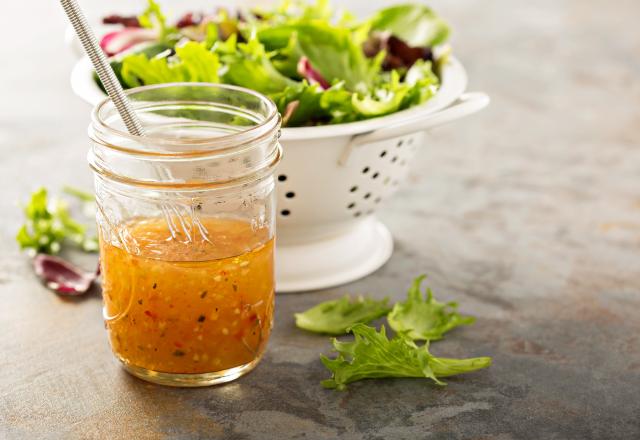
1,0,639,439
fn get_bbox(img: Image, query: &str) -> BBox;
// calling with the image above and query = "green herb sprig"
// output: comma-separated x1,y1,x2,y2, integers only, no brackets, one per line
16,187,98,255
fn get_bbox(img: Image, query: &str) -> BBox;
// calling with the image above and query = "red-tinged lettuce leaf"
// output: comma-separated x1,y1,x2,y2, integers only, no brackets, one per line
100,28,158,57
33,254,98,296
296,57,329,89
102,15,141,28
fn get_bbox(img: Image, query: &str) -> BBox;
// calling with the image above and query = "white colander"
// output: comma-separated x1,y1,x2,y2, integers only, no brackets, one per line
70,56,488,292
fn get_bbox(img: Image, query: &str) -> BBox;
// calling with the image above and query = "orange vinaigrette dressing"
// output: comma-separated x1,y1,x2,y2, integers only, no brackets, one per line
99,217,274,375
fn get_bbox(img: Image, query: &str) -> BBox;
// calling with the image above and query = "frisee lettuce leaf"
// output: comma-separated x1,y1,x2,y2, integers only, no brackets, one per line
121,41,219,88
388,275,476,341
295,296,391,335
16,188,98,255
321,324,491,390
319,61,438,124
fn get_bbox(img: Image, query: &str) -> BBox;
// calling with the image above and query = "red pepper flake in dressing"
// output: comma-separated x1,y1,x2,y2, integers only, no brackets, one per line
174,341,183,348
144,310,157,319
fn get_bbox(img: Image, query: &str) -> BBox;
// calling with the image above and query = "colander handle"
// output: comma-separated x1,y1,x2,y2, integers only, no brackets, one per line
339,92,489,164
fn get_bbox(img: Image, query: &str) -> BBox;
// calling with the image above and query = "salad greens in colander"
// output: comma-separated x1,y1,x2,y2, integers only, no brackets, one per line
99,0,451,127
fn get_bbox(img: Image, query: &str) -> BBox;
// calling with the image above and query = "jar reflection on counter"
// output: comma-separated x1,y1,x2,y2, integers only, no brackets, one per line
89,83,281,387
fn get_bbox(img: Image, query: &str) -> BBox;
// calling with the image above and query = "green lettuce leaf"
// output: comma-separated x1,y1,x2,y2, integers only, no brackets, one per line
258,21,376,91
138,0,177,43
253,0,333,24
388,275,476,341
295,296,391,335
369,4,450,47
318,82,359,124
320,61,438,124
214,34,297,94
321,324,491,390
294,23,376,91
351,70,409,117
120,41,219,88
271,81,325,126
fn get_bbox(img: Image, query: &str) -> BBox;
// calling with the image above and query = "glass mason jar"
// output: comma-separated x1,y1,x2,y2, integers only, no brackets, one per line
89,83,281,387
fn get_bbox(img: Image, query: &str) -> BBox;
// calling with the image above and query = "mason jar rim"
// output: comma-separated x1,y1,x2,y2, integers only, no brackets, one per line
91,82,280,157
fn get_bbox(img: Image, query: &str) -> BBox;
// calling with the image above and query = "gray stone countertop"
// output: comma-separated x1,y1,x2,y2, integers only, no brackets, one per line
1,0,639,438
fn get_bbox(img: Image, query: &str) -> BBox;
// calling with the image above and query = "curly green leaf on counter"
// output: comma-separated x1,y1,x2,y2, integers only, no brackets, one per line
321,324,491,390
388,275,476,341
295,275,489,390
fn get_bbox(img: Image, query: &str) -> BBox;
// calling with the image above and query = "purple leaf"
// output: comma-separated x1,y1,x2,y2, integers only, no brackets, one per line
99,28,157,56
32,254,97,296
297,57,330,90
364,33,433,71
102,15,141,28
176,12,203,28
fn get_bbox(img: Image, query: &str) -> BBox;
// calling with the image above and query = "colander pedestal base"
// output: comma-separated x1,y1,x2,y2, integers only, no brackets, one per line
275,217,393,292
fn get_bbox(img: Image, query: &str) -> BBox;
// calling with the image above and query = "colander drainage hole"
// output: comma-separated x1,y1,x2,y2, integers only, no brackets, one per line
285,191,295,198
278,174,287,182
350,185,358,192
347,202,356,209
397,140,404,148
362,166,370,174
372,172,379,179
364,193,371,200
380,150,387,158
280,209,290,216
354,211,362,218
391,156,398,163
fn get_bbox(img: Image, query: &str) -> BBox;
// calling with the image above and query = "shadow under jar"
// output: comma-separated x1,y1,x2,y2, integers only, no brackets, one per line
89,83,281,387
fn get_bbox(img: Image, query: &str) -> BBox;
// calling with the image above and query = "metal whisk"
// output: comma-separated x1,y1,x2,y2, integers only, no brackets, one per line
59,0,205,241
60,0,145,137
